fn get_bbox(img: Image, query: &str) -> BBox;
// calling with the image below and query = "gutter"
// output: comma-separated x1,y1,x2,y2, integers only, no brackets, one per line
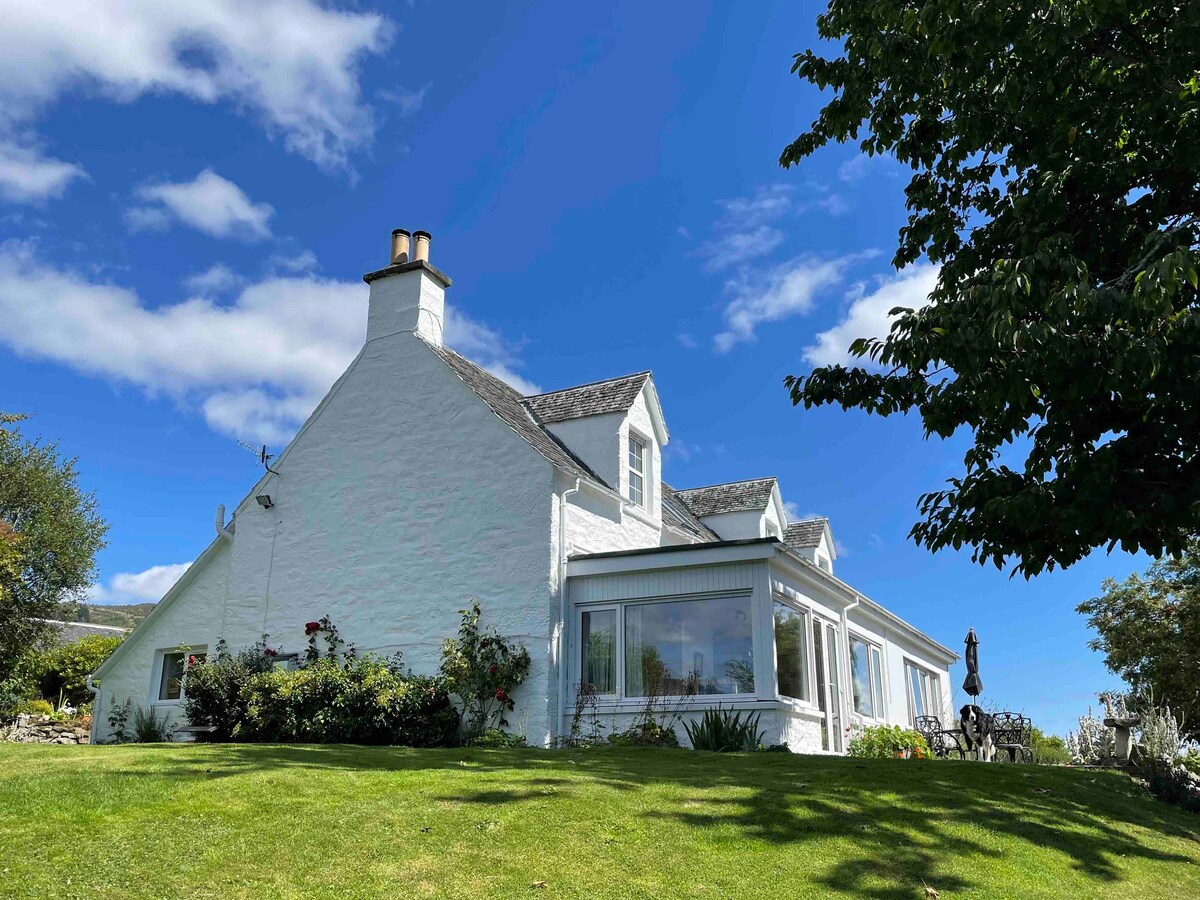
86,674,100,744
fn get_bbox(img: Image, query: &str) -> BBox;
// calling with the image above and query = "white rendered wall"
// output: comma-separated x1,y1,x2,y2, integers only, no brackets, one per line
98,330,561,745
92,541,231,742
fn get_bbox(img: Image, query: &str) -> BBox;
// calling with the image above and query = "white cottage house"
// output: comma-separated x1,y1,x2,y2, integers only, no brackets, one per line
90,230,957,750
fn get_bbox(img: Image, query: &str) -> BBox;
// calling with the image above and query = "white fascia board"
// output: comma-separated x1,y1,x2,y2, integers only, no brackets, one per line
566,540,776,578
770,545,959,664
640,379,669,446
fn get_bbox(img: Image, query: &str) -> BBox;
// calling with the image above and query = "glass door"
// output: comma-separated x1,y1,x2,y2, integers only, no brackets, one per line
811,619,844,753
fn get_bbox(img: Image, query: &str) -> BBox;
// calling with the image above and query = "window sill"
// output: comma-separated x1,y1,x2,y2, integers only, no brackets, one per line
151,699,183,708
567,694,767,713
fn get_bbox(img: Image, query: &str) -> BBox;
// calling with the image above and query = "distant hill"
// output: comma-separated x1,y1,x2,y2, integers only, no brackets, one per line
73,603,156,629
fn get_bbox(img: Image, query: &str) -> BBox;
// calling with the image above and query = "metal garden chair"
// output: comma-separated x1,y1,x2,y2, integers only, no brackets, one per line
915,715,966,760
992,712,1034,763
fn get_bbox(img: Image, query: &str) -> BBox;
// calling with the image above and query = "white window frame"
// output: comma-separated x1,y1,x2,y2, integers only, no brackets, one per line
847,632,886,721
150,646,206,706
626,430,648,508
904,659,943,726
571,592,757,704
771,596,814,705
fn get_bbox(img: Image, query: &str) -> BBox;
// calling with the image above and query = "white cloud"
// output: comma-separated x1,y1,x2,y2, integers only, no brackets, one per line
183,262,243,295
696,225,784,272
714,255,861,353
693,185,795,272
0,242,534,444
818,192,849,216
266,249,319,275
0,142,85,203
838,156,869,182
803,264,939,368
717,184,794,229
379,84,429,117
0,1,391,172
88,562,191,605
443,305,540,396
130,170,273,240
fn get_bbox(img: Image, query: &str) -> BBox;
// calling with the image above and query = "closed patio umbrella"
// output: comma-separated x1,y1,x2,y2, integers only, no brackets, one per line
962,628,983,699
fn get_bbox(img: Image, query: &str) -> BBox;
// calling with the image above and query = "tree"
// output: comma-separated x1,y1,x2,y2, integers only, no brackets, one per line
782,3,1200,576
1077,541,1200,741
0,415,107,683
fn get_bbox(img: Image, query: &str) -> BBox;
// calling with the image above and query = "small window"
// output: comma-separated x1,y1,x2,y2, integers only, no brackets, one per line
817,553,831,573
849,636,884,718
906,662,942,725
774,601,810,702
157,650,205,701
581,609,617,695
627,433,647,507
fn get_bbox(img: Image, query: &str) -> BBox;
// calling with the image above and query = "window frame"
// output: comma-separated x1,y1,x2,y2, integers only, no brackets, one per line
150,646,206,706
572,592,757,705
904,659,943,726
847,632,886,721
771,597,813,705
626,430,648,508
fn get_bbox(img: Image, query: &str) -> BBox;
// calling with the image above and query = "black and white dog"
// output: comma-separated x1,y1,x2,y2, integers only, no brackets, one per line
959,705,996,762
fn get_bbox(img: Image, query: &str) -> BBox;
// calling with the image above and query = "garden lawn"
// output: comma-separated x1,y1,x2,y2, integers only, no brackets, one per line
0,744,1197,899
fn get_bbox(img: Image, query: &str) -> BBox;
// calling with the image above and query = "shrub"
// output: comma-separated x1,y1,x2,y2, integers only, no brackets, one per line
440,602,531,743
13,698,54,717
1031,728,1072,766
182,640,277,740
132,706,172,742
683,707,765,752
32,634,123,708
472,728,527,748
240,656,459,746
1065,706,1115,764
1148,763,1200,813
608,721,680,748
848,725,931,759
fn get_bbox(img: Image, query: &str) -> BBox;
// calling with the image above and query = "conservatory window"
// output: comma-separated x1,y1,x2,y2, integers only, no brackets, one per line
773,601,811,702
624,595,753,697
906,662,942,725
849,636,884,718
580,608,617,695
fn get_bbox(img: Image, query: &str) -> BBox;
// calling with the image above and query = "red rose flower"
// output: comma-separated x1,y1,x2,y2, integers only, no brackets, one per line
495,689,508,702
304,621,321,635
264,647,278,657
187,655,197,666
488,664,498,675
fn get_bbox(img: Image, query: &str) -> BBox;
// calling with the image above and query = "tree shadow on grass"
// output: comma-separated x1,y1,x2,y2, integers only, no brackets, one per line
98,744,1200,897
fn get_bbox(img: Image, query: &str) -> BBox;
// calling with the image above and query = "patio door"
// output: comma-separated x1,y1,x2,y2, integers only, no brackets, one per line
812,618,844,753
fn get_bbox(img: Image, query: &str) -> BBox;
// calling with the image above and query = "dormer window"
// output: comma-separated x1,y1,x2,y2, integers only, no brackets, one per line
627,433,647,507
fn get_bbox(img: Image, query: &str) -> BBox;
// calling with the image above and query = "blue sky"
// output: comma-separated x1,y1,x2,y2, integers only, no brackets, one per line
0,1,1133,736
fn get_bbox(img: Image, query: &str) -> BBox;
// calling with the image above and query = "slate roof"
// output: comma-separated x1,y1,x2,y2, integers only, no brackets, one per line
431,344,606,486
524,372,652,424
673,477,778,517
38,619,129,643
661,484,722,541
784,517,828,550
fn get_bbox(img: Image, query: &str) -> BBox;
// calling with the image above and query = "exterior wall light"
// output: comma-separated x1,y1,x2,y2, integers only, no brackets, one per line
255,494,274,509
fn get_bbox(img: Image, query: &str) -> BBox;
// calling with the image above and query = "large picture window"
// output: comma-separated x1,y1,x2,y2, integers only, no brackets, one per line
773,601,810,702
906,662,942,725
849,636,884,718
622,595,754,697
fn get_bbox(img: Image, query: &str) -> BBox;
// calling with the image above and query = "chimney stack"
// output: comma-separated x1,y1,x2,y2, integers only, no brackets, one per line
363,227,452,347
390,229,410,264
412,230,431,263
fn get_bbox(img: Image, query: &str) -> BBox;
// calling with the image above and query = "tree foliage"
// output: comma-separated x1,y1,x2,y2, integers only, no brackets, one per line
0,415,107,681
782,2,1200,575
1078,541,1200,741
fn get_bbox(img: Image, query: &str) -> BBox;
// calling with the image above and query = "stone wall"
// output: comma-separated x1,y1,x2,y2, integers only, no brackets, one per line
1,714,91,744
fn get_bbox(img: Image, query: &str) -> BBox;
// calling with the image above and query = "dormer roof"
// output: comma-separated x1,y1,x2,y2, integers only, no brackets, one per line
524,371,652,423
673,477,777,517
783,516,829,550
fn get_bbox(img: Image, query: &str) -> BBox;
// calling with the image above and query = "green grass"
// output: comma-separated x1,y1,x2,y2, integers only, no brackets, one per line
0,745,1197,899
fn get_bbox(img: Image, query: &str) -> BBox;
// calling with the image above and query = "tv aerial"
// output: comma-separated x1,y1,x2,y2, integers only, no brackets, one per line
236,439,280,476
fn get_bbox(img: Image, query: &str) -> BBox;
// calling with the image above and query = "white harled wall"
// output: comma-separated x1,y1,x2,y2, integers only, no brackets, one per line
95,331,561,744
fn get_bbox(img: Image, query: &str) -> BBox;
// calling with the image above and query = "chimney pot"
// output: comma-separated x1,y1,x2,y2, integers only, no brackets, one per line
412,230,431,263
390,228,411,264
